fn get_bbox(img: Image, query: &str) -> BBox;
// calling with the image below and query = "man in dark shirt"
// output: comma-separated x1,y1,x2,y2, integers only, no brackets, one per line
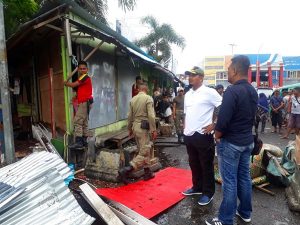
206,55,258,225
270,90,284,133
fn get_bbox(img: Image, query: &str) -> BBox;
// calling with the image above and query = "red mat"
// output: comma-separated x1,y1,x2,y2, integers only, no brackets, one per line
96,167,192,218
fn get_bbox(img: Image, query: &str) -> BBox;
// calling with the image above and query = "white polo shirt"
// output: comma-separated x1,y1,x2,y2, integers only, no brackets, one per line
184,85,222,136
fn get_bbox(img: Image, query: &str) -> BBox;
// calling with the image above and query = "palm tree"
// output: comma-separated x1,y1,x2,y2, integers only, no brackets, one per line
135,15,185,66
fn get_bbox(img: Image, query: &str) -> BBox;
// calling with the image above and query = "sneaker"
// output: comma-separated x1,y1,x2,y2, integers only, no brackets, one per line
182,188,202,196
198,195,213,206
236,211,251,222
205,217,223,225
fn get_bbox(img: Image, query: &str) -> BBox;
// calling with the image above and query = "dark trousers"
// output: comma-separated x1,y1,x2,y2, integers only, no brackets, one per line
271,110,283,128
184,132,215,198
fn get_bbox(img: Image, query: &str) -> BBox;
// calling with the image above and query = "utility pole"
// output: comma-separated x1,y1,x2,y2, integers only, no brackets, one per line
0,2,15,164
228,43,236,55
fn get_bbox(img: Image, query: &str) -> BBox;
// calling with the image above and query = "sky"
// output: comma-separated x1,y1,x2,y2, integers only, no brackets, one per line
107,0,300,74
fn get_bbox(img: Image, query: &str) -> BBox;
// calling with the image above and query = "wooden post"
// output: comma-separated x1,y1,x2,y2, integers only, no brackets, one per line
49,68,56,138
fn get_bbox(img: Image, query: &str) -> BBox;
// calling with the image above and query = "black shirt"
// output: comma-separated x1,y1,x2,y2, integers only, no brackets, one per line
215,79,258,146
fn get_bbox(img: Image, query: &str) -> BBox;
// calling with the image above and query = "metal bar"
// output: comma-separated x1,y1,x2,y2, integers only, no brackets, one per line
65,40,104,81
0,3,15,164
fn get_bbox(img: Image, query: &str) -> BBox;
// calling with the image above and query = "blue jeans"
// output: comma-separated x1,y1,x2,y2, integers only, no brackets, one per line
217,138,254,225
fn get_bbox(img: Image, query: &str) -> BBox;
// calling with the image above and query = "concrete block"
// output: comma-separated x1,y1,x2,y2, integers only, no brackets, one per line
85,148,124,182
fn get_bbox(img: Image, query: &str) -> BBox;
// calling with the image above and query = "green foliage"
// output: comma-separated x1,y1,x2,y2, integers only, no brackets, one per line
135,15,185,65
2,0,137,37
3,0,39,37
74,0,136,23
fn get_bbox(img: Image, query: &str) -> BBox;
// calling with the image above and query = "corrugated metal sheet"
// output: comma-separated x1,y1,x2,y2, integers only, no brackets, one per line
0,151,95,225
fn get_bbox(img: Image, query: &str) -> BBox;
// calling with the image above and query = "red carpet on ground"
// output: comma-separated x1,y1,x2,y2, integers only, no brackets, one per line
96,167,192,218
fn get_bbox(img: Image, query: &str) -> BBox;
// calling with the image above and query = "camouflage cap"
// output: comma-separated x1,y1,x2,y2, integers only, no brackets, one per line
185,66,204,76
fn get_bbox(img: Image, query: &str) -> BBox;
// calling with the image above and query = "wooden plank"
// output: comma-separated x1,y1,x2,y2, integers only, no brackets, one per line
79,183,124,225
254,184,275,196
111,131,129,140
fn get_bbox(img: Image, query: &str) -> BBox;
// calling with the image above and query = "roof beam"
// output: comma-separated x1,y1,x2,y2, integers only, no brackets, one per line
33,15,62,30
45,24,63,32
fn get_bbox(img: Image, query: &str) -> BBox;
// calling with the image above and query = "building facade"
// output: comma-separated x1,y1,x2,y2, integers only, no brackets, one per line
203,56,225,86
205,54,300,88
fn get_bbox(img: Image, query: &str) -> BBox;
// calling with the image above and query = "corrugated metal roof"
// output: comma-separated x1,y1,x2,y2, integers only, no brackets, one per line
0,151,95,225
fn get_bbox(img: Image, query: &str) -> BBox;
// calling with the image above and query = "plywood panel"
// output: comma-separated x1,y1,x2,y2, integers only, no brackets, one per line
39,73,66,131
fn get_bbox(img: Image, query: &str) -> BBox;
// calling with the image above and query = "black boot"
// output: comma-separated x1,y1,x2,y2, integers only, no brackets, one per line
118,166,133,184
143,168,155,181
69,136,84,149
83,136,88,147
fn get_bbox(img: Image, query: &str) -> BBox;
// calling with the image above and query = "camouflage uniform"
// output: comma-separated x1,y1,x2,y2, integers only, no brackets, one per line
127,92,156,169
173,95,185,135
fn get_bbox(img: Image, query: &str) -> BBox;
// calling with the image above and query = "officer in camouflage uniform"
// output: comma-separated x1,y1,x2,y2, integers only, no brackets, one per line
118,82,157,183
173,87,185,143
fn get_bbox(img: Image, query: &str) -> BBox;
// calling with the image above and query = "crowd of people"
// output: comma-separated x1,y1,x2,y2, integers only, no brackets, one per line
255,87,300,139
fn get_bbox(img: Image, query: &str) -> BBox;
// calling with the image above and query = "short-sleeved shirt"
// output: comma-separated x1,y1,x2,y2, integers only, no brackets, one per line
77,74,93,103
173,95,184,111
127,92,156,132
184,85,222,136
291,96,300,114
270,96,283,109
215,79,258,146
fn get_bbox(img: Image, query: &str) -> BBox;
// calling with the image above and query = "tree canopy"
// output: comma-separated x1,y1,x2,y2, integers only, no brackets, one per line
2,0,39,37
135,15,185,66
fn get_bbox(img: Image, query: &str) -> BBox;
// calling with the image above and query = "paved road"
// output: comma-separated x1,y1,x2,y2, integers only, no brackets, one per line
153,124,300,225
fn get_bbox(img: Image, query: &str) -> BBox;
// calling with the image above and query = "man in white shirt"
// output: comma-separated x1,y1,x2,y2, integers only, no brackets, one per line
182,66,222,206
